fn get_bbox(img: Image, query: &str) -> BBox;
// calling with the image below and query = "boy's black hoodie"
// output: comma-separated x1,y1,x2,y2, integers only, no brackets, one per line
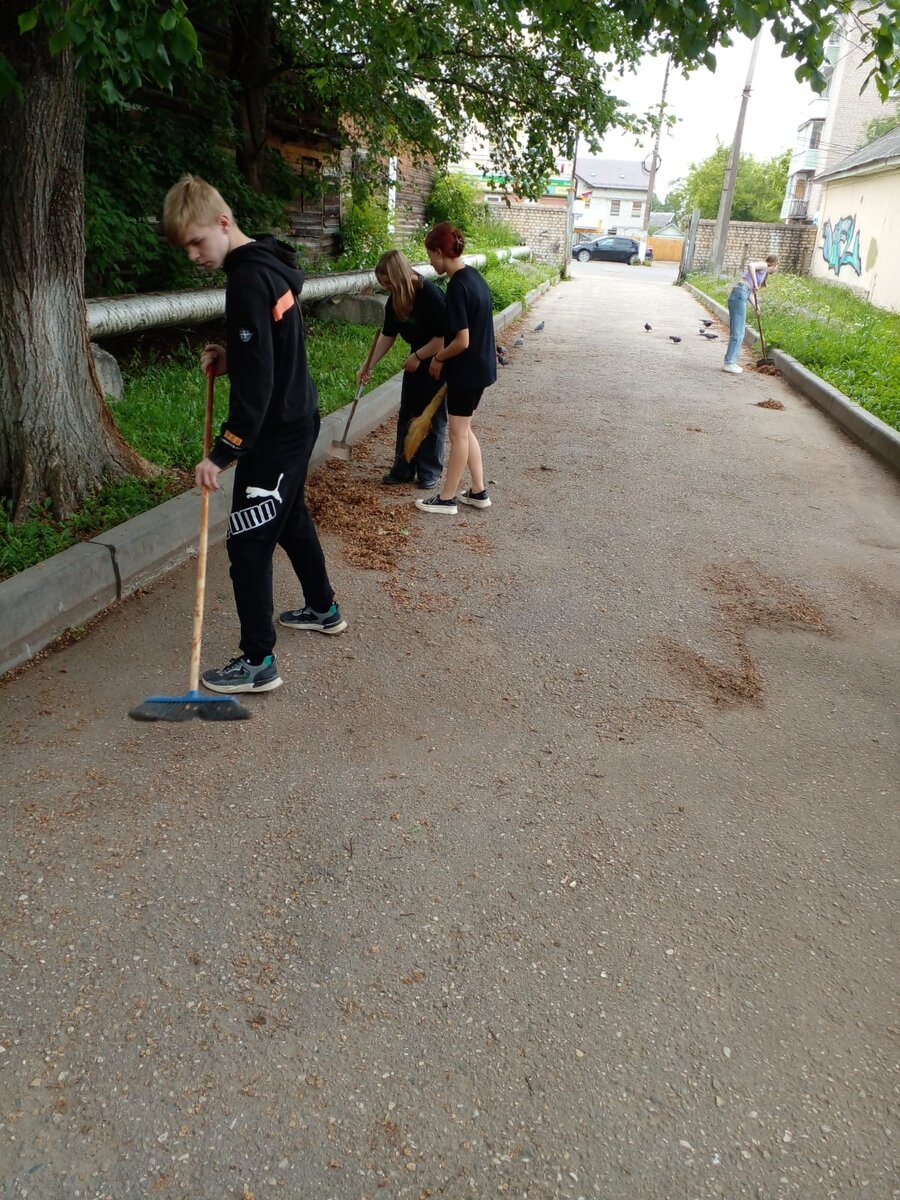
209,236,318,469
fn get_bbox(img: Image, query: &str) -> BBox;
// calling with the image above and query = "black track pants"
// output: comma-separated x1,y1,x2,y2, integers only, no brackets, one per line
227,419,333,662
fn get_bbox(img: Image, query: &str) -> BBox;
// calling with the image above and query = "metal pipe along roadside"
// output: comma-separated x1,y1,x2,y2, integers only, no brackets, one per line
86,248,534,339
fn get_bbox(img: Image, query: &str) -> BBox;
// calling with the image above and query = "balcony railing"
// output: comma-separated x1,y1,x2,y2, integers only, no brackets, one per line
784,198,809,220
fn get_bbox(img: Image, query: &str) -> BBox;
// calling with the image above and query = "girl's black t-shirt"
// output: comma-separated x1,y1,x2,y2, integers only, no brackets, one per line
382,278,446,355
443,265,497,390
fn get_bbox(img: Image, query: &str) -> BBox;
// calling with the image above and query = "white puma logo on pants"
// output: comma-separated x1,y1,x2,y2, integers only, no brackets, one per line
228,473,285,539
245,472,283,503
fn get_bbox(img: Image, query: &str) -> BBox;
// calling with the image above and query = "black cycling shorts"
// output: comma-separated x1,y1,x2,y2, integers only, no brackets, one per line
446,387,484,418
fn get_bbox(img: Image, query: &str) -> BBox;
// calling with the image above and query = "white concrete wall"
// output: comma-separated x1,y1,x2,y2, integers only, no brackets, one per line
810,169,900,312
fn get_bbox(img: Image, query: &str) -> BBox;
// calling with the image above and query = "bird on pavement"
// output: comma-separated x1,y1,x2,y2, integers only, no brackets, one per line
702,331,719,340
513,336,525,347
533,321,545,332
644,322,652,331
669,335,682,343
701,318,713,327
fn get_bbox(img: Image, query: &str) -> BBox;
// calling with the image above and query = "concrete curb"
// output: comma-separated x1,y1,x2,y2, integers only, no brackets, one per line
0,282,553,676
682,281,759,349
684,281,900,477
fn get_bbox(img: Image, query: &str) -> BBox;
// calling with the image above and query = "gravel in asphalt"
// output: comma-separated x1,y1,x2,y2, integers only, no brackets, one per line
1,261,898,1199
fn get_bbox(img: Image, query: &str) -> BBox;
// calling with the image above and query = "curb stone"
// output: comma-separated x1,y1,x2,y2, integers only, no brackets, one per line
0,281,554,676
683,281,900,478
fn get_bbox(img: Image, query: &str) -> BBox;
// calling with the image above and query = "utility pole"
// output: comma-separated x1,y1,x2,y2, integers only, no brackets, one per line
565,129,578,278
709,32,762,274
638,56,671,263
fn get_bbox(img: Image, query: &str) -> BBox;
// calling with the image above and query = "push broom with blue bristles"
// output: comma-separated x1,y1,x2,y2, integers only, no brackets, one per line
129,369,250,722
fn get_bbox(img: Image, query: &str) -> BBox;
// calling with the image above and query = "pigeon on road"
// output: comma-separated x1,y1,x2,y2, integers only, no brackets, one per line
669,335,682,343
702,331,719,340
701,318,713,327
533,321,544,332
513,336,525,347
644,323,652,331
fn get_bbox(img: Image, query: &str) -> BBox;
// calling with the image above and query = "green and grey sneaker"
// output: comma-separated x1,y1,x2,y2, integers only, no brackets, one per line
279,602,348,635
201,654,282,694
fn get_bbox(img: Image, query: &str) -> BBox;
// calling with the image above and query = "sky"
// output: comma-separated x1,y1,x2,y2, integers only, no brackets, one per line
584,29,819,200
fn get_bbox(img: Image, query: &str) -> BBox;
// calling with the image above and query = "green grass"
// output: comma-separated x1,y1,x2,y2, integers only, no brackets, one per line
305,319,408,417
481,258,559,310
687,272,900,431
0,475,188,580
1,270,555,580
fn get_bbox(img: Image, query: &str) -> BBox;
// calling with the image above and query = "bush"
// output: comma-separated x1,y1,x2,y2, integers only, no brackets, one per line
466,211,523,251
84,105,289,296
335,195,392,269
426,172,488,231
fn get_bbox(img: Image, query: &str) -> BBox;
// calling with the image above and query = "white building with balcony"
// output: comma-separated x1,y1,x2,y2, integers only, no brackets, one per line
780,97,828,221
781,9,895,224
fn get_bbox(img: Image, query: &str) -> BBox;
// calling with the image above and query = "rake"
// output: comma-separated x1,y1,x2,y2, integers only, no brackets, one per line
129,370,250,722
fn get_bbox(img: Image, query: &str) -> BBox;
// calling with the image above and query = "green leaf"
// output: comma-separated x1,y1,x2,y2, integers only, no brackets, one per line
0,51,23,99
47,28,71,56
100,78,122,105
18,9,41,33
67,21,88,47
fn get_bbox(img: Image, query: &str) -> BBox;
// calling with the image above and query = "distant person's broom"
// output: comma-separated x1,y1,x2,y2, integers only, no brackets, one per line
750,274,776,367
129,370,250,722
402,384,448,463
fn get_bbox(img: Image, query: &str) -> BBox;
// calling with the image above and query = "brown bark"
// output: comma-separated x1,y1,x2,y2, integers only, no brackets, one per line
0,7,153,522
230,0,273,193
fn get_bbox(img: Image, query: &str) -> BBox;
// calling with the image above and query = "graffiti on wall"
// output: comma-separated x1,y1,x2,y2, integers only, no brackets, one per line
822,215,862,276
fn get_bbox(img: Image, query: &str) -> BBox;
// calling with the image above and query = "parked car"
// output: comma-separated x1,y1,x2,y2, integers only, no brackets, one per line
572,236,653,264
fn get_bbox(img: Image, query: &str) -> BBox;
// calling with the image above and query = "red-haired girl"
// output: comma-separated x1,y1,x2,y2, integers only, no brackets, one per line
415,222,496,515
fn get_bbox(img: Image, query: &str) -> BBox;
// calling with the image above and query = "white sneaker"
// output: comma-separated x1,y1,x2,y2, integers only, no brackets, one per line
458,488,492,509
722,363,743,374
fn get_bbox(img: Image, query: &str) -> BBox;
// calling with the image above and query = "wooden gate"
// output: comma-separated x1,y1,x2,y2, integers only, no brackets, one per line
648,236,684,262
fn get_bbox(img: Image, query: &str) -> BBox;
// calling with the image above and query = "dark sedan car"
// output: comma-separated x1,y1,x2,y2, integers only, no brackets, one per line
572,236,652,264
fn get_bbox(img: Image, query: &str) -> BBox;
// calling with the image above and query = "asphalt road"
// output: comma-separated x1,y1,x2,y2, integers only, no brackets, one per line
2,260,898,1200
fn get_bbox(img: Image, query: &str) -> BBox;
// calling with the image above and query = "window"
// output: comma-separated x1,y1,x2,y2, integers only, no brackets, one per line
631,201,642,218
610,200,621,215
607,228,617,236
809,120,824,149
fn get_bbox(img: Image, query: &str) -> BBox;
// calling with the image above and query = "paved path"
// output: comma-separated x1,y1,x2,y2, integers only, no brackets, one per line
2,262,898,1199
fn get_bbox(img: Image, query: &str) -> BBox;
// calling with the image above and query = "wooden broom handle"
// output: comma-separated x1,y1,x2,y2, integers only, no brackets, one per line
188,370,215,693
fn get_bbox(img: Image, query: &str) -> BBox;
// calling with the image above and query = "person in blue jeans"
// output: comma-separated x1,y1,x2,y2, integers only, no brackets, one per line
358,250,447,489
724,254,778,374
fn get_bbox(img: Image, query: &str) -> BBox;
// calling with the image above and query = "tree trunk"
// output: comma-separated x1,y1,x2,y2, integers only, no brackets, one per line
0,10,152,521
231,0,273,193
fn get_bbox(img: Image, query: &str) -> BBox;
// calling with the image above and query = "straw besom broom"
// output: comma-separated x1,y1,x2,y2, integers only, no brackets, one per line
402,384,448,463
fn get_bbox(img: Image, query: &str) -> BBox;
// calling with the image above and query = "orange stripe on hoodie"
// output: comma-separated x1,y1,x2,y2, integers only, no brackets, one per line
272,289,294,321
